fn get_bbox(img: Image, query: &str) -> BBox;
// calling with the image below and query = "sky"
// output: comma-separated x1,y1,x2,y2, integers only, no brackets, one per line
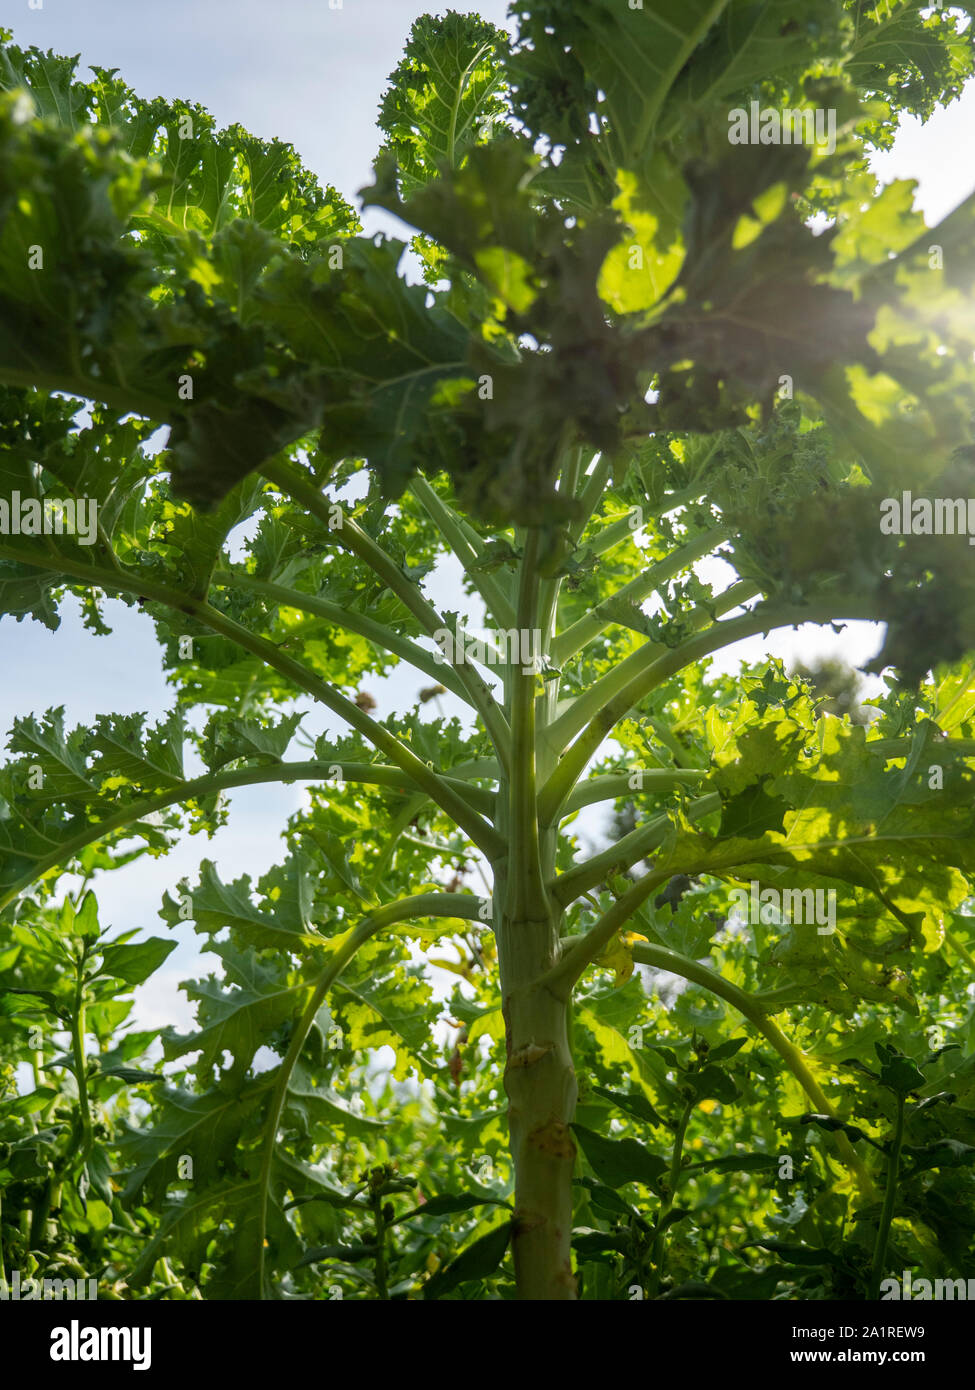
1,0,974,1037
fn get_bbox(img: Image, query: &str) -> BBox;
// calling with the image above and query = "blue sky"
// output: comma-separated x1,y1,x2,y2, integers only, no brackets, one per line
2,1,975,1032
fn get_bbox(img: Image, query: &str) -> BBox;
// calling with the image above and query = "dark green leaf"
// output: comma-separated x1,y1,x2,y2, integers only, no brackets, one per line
423,1221,511,1299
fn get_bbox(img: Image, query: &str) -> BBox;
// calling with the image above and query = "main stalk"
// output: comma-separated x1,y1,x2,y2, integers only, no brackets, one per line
497,906,577,1299
494,526,578,1299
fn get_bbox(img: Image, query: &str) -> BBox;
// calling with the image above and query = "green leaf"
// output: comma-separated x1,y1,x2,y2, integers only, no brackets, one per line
903,1139,975,1173
510,0,737,170
572,1230,629,1260
718,779,790,840
294,1241,378,1270
160,942,304,1082
0,986,60,1014
377,12,510,198
394,1192,510,1224
100,1065,164,1085
84,1144,115,1206
798,1112,870,1147
590,1084,666,1129
575,1176,649,1226
707,1037,748,1063
707,1266,783,1301
874,1042,928,1096
423,1220,511,1299
159,858,320,951
97,936,176,986
683,1153,777,1176
571,1123,667,1189
684,1065,741,1105
0,1086,57,1116
746,1239,847,1269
